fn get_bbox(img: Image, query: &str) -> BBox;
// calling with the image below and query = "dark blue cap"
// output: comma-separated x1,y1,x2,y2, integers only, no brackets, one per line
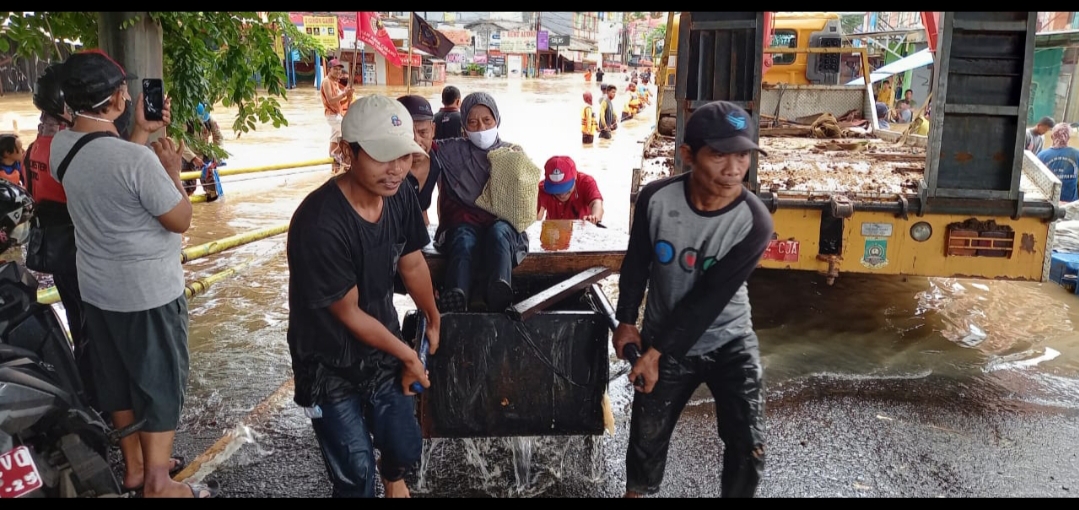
684,101,766,156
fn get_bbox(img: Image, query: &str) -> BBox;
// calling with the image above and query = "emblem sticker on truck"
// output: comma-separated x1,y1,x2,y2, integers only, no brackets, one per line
862,238,889,269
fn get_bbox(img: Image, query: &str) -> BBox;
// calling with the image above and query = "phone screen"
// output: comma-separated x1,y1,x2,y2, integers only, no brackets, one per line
143,79,164,121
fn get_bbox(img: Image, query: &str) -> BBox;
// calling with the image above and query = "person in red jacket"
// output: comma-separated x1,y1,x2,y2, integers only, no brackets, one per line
536,155,604,224
23,63,89,384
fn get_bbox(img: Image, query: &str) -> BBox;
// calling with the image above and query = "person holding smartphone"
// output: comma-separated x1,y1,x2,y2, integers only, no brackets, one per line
53,49,216,499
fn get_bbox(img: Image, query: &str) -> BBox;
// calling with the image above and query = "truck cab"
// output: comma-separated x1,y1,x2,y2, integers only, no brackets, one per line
764,12,843,85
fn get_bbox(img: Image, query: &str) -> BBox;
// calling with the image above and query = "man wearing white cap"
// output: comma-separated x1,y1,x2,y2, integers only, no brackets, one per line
286,94,441,498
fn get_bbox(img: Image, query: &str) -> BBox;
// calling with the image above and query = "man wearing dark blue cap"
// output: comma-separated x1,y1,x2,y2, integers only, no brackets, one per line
613,100,774,498
397,95,440,225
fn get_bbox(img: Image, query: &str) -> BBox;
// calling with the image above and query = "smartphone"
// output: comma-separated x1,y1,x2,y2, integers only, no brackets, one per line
142,78,164,122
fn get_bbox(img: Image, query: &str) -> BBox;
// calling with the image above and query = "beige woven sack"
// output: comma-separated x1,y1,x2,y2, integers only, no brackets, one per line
475,144,542,233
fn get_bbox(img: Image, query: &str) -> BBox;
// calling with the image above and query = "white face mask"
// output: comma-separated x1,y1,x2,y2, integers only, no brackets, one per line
466,127,498,150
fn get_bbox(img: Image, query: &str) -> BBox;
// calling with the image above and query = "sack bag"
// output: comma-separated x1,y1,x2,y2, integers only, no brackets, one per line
25,222,76,273
474,144,542,233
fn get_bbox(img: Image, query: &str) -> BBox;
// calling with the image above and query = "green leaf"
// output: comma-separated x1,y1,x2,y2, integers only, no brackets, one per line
3,11,309,161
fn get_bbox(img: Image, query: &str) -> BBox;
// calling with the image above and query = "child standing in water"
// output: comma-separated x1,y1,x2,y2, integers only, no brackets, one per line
582,92,599,144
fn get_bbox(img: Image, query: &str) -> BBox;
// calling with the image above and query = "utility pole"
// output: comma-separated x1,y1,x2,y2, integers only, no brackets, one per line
621,11,630,68
98,12,164,143
535,11,542,75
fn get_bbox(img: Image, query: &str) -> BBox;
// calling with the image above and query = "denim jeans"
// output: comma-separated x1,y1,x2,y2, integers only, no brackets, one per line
443,221,518,298
626,334,765,497
309,377,423,498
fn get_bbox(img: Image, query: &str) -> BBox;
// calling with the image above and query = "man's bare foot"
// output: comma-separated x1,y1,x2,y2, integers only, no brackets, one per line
624,490,644,498
383,478,411,498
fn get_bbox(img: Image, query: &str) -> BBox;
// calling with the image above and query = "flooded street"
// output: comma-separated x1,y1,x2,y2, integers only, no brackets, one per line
3,73,1079,497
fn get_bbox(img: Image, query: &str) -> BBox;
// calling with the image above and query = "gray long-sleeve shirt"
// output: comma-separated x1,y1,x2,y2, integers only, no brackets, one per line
616,174,774,359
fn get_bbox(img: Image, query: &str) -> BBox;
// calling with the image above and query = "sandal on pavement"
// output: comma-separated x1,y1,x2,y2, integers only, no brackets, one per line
187,480,220,498
121,456,188,493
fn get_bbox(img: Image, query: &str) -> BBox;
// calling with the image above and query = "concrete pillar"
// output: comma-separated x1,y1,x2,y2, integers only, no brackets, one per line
97,12,164,143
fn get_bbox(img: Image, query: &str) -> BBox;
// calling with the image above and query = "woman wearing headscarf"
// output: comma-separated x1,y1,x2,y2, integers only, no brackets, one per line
1036,123,1079,203
431,92,529,313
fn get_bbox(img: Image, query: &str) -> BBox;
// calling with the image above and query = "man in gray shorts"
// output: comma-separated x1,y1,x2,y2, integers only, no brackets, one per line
53,50,216,498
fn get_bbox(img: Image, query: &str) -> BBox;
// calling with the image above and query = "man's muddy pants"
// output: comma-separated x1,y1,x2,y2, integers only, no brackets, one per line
625,333,765,497
310,374,423,498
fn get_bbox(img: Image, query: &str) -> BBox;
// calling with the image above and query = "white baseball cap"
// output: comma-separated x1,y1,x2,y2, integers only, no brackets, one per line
341,94,426,162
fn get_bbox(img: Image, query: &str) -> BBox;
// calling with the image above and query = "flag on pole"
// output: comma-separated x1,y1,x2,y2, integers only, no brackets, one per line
358,11,403,67
411,13,455,59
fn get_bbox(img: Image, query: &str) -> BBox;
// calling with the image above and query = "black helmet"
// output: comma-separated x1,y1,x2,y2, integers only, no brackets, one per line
0,181,33,254
34,63,69,122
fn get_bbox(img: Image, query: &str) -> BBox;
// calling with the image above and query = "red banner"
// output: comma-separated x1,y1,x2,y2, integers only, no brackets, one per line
358,11,402,67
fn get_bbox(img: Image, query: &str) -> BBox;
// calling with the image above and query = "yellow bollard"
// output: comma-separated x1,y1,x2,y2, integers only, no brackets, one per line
178,157,333,181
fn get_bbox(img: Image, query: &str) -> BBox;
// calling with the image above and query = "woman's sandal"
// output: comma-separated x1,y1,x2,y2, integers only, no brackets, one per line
121,456,187,494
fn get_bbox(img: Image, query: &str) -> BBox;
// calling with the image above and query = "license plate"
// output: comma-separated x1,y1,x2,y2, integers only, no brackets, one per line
0,446,43,498
762,239,799,262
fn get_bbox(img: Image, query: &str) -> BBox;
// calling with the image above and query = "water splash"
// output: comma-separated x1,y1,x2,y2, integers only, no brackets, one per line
915,278,1073,355
414,434,606,497
184,424,270,484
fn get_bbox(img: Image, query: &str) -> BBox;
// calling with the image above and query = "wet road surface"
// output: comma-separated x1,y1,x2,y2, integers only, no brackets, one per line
3,72,1079,497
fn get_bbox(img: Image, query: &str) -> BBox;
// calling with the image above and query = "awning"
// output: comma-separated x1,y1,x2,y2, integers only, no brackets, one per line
846,48,934,86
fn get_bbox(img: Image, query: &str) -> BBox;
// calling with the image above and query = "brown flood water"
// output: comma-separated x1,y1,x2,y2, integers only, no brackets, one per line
2,72,1078,432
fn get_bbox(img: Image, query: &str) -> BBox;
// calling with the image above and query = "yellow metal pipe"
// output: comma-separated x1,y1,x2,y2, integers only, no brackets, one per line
179,157,333,181
184,257,261,300
37,255,269,306
37,225,288,304
190,194,207,203
180,223,289,263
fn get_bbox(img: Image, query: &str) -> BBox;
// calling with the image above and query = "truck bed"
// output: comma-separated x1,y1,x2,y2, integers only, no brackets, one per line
639,132,1056,201
639,133,926,195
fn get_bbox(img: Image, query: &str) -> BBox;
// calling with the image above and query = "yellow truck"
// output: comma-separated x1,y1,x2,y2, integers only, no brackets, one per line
633,12,1065,284
655,12,844,136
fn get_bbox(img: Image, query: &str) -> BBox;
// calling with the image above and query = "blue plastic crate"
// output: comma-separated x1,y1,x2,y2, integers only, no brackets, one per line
1050,252,1079,286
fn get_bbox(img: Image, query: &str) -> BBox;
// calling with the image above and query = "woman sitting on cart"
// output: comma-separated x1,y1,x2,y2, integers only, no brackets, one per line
431,92,529,314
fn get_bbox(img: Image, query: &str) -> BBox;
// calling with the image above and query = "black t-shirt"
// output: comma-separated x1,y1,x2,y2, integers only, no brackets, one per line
405,150,442,211
433,109,463,140
286,178,430,407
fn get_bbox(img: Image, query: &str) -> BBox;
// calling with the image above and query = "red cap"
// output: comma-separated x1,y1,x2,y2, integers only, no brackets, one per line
329,58,343,68
543,156,578,195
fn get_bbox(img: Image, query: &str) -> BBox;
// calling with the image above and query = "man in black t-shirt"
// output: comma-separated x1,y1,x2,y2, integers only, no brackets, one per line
433,85,463,140
286,94,441,499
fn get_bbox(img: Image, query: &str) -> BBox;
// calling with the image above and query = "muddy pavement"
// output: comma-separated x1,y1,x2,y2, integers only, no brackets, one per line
171,371,1079,498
